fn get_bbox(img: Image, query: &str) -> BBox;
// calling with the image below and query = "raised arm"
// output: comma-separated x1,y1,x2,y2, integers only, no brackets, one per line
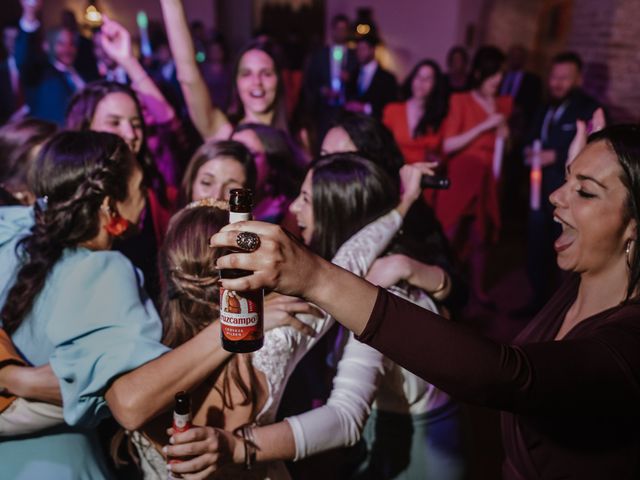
100,15,175,124
212,226,640,418
159,0,229,139
14,0,47,86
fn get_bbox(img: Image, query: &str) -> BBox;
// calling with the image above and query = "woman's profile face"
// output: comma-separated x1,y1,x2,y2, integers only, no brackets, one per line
191,156,247,201
289,170,314,246
236,49,278,117
320,127,356,155
411,65,436,100
549,140,636,274
91,92,144,155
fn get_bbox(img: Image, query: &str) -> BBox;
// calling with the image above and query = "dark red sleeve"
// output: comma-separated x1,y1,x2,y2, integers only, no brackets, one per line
356,288,640,416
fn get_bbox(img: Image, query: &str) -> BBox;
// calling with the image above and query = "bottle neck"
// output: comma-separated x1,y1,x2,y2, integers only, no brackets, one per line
229,211,251,223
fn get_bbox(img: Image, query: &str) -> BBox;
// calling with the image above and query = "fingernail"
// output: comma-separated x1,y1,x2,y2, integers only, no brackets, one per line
166,463,172,471
169,436,175,444
162,446,168,454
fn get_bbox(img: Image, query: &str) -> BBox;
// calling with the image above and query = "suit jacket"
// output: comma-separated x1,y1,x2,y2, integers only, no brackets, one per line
302,45,358,112
501,70,543,142
14,27,94,125
347,64,398,119
528,88,601,192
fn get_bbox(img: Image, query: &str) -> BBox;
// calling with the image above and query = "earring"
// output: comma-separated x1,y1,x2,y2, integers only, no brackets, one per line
103,206,130,237
625,239,634,269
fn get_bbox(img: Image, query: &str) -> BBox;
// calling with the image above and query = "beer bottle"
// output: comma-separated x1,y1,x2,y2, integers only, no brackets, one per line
168,391,192,479
220,189,264,352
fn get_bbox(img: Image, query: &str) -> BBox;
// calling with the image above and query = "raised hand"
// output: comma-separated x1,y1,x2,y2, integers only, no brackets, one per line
397,163,431,217
100,15,134,66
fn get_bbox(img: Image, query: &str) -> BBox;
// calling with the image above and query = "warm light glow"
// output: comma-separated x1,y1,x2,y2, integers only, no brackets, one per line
356,24,371,35
530,169,542,182
85,5,102,26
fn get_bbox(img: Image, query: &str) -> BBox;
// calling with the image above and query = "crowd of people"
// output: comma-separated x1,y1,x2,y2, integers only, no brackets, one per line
1,1,637,479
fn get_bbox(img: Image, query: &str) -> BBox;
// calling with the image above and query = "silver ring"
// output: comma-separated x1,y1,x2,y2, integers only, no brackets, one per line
236,231,261,252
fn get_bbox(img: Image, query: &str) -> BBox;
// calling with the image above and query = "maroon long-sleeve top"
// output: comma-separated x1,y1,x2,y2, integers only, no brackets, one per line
356,275,640,479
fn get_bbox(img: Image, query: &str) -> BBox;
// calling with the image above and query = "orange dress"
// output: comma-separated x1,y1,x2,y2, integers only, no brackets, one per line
383,102,442,164
383,102,443,204
435,92,512,244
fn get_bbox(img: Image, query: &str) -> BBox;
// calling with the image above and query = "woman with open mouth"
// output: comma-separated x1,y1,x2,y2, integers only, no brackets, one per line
160,0,288,142
207,124,640,479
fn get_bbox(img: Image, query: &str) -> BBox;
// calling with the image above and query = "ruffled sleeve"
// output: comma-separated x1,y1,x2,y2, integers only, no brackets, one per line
332,209,403,276
252,209,404,425
48,251,170,427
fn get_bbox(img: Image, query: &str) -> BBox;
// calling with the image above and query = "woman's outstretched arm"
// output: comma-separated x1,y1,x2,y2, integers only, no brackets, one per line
99,15,175,124
159,0,229,139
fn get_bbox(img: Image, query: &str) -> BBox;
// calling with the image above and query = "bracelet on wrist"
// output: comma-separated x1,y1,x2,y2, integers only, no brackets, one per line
431,268,449,298
239,424,257,471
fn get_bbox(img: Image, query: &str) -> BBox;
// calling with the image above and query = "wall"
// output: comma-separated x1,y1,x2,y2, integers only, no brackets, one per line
40,0,216,38
481,0,640,122
325,0,484,80
566,0,640,122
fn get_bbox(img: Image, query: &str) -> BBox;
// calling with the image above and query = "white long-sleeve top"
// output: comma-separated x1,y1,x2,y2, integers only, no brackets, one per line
251,209,405,426
286,280,451,461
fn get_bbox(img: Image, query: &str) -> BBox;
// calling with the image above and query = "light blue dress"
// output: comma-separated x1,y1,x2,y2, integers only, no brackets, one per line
0,206,170,479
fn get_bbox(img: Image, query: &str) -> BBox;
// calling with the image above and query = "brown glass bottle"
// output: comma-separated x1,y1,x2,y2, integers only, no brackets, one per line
220,189,264,353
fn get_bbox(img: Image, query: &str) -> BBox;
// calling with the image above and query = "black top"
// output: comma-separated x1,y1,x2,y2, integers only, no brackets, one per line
358,275,640,479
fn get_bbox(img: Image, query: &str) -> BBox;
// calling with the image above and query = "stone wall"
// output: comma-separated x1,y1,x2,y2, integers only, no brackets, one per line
567,0,640,122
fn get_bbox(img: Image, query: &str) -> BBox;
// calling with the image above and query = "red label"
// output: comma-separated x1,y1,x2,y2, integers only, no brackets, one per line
220,288,263,341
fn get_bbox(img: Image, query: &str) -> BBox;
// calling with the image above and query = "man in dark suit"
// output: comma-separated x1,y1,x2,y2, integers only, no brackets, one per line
0,25,24,124
14,0,96,125
301,14,358,144
345,34,398,119
518,51,602,315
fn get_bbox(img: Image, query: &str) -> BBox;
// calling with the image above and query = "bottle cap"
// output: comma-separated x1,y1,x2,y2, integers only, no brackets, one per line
229,189,253,208
174,391,191,415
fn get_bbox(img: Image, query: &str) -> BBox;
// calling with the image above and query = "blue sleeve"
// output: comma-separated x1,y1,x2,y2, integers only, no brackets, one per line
48,251,170,427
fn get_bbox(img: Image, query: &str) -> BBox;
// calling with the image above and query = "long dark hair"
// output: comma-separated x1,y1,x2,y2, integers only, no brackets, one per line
1,131,135,334
331,112,405,178
469,45,505,89
159,205,259,410
179,139,257,206
65,80,170,207
234,123,306,199
402,59,449,137
227,41,288,132
310,153,399,260
588,125,640,301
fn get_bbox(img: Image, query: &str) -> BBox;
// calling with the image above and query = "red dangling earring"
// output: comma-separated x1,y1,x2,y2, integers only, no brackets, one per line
104,208,131,237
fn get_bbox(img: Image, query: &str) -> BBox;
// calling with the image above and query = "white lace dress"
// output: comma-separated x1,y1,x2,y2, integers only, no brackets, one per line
132,209,404,479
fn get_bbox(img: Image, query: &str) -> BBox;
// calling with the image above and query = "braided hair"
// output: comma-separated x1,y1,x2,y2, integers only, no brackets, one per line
1,131,135,334
159,205,259,412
